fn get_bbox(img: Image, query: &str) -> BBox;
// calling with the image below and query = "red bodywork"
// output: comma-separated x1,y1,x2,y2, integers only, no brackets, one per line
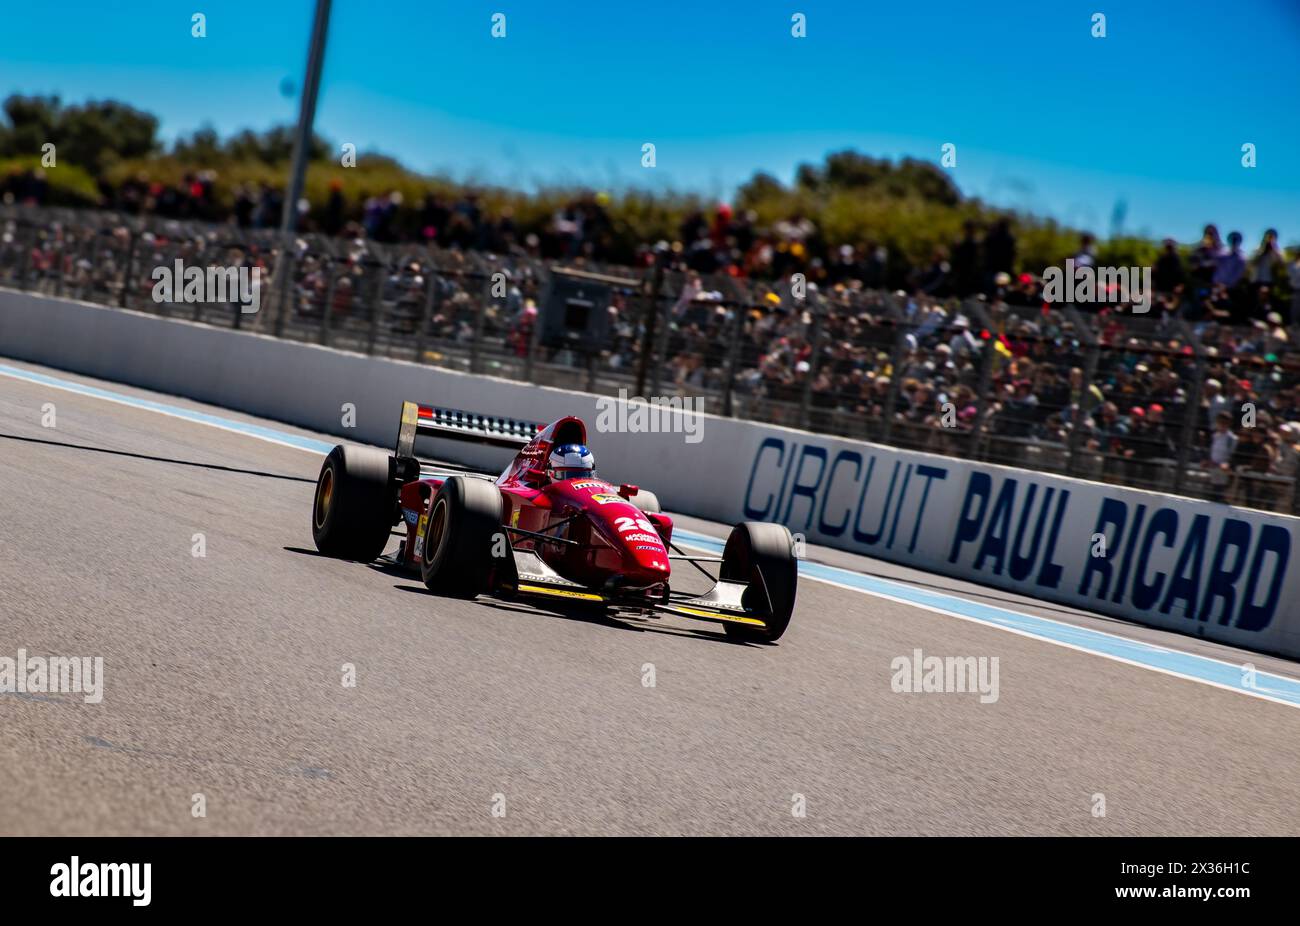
397,416,675,593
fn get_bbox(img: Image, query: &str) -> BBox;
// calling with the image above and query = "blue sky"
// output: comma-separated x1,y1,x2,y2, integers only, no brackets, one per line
4,0,1298,243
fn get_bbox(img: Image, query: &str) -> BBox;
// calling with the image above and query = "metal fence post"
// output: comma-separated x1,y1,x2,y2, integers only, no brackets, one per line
634,257,664,397
53,234,66,298
798,294,825,429
192,240,210,323
524,271,542,384
272,246,295,337
75,230,93,302
119,228,136,308
365,261,383,356
1064,342,1102,477
472,272,491,375
965,328,997,460
319,260,339,346
649,285,672,398
721,300,747,418
1172,358,1206,495
16,224,32,292
879,318,908,445
414,265,439,363
232,253,244,332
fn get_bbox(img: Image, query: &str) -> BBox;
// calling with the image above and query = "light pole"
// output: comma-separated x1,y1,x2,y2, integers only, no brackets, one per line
272,0,332,336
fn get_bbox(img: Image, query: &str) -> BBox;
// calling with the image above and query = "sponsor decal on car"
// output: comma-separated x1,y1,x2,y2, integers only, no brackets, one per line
572,481,606,490
413,512,428,559
615,515,656,533
591,493,626,505
624,532,661,544
516,583,604,602
402,507,420,526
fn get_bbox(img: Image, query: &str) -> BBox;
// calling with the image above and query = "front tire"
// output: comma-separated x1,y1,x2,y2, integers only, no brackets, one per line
311,445,396,562
420,476,504,598
720,521,797,642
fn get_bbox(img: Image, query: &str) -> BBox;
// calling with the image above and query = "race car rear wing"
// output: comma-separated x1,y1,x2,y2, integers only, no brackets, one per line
395,401,545,458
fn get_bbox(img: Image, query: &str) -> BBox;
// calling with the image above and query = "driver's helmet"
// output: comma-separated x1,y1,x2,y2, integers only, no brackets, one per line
547,443,595,481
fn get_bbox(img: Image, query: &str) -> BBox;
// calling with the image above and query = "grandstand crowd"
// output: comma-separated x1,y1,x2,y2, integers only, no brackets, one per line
645,225,1300,510
4,178,1299,511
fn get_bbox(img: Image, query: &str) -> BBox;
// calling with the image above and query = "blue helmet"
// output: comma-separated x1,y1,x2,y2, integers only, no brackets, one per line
547,443,595,481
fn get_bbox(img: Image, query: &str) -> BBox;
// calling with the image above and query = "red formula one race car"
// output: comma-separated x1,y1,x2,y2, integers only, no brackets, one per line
310,401,797,642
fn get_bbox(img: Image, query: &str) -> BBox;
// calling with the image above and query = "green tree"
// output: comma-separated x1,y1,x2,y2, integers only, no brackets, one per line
0,95,158,173
223,125,327,165
0,95,60,157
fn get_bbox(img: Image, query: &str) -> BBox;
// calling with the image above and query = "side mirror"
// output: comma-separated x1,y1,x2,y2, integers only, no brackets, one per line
526,467,549,482
618,483,639,499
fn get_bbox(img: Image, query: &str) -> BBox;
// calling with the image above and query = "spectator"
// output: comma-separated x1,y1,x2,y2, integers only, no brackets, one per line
1250,228,1285,285
950,221,981,296
1213,231,1247,288
983,218,1016,293
916,247,951,295
1275,423,1300,480
1231,425,1274,508
1121,405,1175,487
1072,233,1097,269
1153,238,1184,293
323,180,346,236
233,184,255,228
1289,246,1300,324
1201,378,1229,428
1203,411,1239,499
1084,401,1130,480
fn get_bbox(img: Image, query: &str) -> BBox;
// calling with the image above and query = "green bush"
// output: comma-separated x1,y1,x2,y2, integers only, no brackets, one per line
1,156,100,206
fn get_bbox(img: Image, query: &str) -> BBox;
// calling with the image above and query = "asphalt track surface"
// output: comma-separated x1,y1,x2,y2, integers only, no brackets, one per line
3,357,1300,836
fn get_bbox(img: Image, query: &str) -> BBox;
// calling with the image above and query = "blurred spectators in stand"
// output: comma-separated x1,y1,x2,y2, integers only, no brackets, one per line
6,180,1299,512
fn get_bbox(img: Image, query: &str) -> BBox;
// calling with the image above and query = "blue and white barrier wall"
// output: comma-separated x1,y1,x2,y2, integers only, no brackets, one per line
3,289,1296,658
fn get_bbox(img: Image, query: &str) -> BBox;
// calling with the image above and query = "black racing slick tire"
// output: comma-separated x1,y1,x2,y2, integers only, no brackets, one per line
311,444,396,562
631,489,661,514
720,521,798,642
419,475,504,599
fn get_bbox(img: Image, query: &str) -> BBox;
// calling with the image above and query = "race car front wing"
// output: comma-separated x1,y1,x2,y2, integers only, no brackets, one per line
498,549,768,630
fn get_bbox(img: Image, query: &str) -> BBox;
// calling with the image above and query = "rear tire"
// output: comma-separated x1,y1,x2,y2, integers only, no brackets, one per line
311,445,396,562
720,522,797,642
420,476,504,598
